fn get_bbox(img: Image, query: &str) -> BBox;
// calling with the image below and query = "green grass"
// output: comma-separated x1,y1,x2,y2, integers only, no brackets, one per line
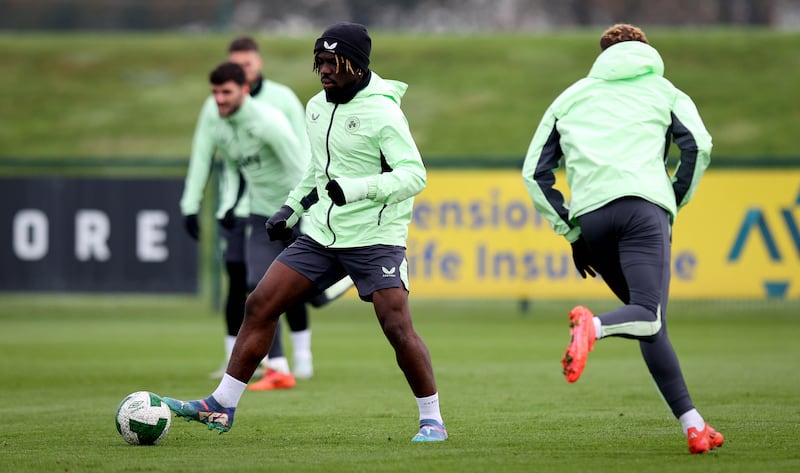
1,295,798,472
1,29,799,164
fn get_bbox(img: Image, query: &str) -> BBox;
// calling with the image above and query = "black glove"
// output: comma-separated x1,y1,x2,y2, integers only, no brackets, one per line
183,214,200,240
325,177,371,207
218,209,236,230
265,205,296,241
571,236,597,279
325,180,346,206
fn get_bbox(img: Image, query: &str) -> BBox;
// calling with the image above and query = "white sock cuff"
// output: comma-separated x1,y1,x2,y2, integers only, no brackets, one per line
265,356,291,373
416,392,443,424
224,335,237,359
679,408,705,434
290,329,312,357
212,373,247,408
593,317,602,339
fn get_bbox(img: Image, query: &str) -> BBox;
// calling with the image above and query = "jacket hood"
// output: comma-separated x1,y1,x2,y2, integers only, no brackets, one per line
361,71,407,106
588,41,664,81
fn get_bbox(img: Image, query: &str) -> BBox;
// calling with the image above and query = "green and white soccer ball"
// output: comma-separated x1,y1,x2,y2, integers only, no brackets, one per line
115,391,171,445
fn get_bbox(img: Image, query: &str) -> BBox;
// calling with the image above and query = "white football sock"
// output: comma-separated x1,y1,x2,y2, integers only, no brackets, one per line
679,408,705,434
416,392,443,425
593,317,603,339
265,356,290,374
224,335,236,360
212,373,247,408
290,329,312,359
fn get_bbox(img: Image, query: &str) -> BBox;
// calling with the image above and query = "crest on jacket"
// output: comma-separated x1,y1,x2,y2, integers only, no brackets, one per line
346,116,360,133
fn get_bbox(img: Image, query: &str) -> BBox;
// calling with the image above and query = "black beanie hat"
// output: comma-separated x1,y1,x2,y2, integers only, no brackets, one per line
314,22,371,72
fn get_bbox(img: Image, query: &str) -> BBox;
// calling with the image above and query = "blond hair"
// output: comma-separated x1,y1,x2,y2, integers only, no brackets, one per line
313,53,358,75
600,24,648,51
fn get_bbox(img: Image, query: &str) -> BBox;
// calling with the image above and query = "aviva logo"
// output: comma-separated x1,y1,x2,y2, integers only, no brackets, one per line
727,185,800,298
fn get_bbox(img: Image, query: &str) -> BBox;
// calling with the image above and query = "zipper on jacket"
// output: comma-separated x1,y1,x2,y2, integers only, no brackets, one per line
324,104,338,247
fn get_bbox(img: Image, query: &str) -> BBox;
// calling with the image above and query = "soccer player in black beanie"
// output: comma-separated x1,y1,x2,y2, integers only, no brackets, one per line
163,21,448,443
313,22,373,104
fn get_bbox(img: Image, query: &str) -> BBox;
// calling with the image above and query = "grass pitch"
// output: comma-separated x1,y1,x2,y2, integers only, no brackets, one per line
1,295,798,472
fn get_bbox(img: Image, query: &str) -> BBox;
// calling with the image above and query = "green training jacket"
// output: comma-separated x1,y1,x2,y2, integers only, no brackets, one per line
214,97,307,217
179,78,309,218
522,41,712,243
284,72,426,248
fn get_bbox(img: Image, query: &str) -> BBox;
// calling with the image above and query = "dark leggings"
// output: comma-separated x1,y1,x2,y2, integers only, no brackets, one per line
246,214,309,359
224,238,309,361
578,197,694,418
224,261,247,337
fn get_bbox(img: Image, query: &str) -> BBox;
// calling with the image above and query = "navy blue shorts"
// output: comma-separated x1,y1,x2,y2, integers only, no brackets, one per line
277,235,409,302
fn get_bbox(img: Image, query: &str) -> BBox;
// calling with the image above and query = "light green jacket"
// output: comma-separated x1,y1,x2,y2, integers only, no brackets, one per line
214,98,307,217
284,72,426,248
522,41,712,242
179,79,309,218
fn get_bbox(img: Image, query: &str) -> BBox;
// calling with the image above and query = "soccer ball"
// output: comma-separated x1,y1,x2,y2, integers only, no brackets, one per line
115,391,172,445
